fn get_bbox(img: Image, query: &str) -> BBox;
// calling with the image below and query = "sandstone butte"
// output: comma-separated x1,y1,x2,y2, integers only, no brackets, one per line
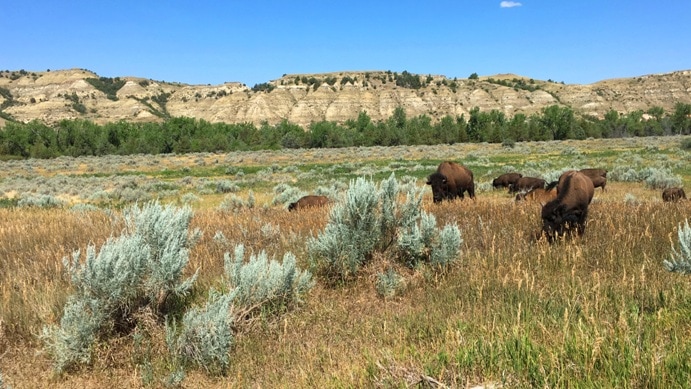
1,68,690,129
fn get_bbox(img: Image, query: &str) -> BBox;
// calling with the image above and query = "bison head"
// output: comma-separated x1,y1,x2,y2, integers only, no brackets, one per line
427,172,451,203
541,203,584,242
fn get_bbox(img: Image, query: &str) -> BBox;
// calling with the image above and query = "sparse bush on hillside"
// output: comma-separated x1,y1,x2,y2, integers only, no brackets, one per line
664,219,691,275
85,77,126,101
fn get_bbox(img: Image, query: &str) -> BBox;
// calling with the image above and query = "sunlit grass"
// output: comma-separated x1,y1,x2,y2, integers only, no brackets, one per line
1,137,691,387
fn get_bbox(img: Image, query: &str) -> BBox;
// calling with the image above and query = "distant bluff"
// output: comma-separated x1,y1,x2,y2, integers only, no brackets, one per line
1,68,690,128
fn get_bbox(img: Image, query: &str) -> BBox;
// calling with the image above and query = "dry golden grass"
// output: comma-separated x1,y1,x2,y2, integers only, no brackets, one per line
1,137,691,387
1,182,691,388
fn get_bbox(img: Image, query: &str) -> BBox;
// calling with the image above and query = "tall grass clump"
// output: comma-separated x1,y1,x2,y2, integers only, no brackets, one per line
41,201,200,373
663,219,691,275
308,174,462,283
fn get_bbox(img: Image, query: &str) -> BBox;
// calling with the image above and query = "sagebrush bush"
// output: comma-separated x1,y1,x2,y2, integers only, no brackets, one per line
215,180,239,194
42,201,200,373
308,177,384,281
664,219,691,275
122,201,200,311
166,243,313,376
224,244,314,312
375,268,406,298
166,290,234,376
308,174,462,283
42,233,150,372
641,167,682,189
17,194,65,208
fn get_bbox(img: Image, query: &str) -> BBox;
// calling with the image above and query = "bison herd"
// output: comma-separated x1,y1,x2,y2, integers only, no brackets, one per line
427,161,686,243
289,160,685,244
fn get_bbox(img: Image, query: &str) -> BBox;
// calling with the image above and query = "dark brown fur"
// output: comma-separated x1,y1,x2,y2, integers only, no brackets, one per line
540,171,595,242
288,195,331,211
662,187,686,202
578,168,608,191
510,176,546,194
492,172,522,189
426,161,475,203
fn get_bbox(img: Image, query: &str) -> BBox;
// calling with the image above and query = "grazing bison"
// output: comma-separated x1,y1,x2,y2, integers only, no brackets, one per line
427,161,475,203
578,168,608,191
510,176,547,194
288,195,331,211
540,170,595,242
662,187,686,202
515,186,557,203
492,172,522,190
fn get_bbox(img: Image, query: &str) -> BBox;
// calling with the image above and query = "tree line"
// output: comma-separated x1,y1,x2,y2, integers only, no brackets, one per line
1,103,690,159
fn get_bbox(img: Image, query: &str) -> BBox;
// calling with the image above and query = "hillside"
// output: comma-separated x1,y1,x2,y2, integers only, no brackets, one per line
1,68,690,128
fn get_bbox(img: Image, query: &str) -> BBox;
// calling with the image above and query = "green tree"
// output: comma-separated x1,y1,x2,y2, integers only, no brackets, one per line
671,102,691,135
540,105,575,140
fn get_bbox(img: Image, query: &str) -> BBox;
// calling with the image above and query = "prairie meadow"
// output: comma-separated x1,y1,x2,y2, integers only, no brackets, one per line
1,136,690,388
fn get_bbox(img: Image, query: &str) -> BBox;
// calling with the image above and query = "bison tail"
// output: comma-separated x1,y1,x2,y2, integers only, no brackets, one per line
545,181,558,191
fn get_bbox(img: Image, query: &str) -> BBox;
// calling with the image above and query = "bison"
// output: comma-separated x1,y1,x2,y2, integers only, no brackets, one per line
427,161,475,203
288,195,331,211
510,176,547,194
662,187,686,202
540,170,595,242
492,172,522,190
515,185,557,203
578,168,607,191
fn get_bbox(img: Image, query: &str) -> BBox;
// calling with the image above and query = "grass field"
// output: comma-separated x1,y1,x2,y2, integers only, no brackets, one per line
1,136,690,388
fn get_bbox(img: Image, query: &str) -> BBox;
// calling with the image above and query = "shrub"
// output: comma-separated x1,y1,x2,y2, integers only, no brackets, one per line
663,219,691,275
17,194,65,208
215,180,239,194
219,192,255,212
375,268,406,298
42,201,200,373
681,138,691,150
166,290,234,376
42,234,150,372
224,244,314,313
308,174,462,283
122,201,200,312
308,177,382,281
167,243,313,376
640,167,682,189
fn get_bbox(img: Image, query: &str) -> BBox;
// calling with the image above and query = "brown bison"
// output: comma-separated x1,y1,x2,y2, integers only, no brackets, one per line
510,176,547,194
515,185,557,203
427,161,475,203
662,187,686,202
492,172,522,189
578,168,607,191
288,195,331,211
540,171,595,242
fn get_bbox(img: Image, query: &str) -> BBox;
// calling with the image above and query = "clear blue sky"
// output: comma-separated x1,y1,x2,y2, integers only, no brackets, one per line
3,1,689,87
